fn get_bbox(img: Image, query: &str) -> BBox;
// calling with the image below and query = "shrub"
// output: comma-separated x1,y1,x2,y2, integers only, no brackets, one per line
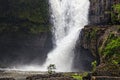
111,4,120,24
47,64,56,74
103,37,120,57
91,60,97,72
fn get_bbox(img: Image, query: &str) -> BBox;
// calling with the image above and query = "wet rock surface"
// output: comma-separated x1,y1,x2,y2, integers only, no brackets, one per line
0,71,76,80
0,32,53,67
26,73,75,80
0,70,45,80
0,70,120,80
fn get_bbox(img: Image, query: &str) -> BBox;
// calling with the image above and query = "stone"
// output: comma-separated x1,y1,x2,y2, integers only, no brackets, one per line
89,0,120,25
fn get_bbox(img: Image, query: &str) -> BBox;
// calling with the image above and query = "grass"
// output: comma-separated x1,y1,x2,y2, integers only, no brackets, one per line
72,74,83,80
63,72,89,80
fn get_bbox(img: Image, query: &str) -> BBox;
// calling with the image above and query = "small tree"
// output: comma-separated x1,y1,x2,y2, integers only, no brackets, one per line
47,64,56,74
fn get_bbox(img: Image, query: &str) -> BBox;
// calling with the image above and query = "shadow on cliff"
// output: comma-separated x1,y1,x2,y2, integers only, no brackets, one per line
0,32,53,67
73,31,96,72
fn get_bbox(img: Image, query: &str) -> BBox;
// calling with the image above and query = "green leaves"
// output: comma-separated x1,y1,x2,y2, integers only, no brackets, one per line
103,37,120,56
47,64,56,74
91,60,97,72
112,4,120,13
111,4,120,24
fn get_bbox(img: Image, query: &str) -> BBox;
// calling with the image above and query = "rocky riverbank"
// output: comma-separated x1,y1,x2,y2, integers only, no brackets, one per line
0,71,78,80
0,70,120,80
0,70,46,80
76,25,120,62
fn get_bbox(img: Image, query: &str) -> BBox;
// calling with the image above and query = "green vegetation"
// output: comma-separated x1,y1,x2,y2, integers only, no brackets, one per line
47,64,56,74
111,4,120,24
84,26,120,72
104,37,120,57
0,0,50,34
91,60,97,72
85,27,99,40
90,28,99,38
99,26,120,69
72,74,82,80
72,72,88,80
9,0,49,23
103,37,120,65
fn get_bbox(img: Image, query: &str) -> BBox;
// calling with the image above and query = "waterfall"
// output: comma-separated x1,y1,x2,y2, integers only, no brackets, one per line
42,0,90,72
0,0,90,72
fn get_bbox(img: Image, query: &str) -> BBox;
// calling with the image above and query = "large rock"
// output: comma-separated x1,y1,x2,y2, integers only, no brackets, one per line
75,25,120,66
73,25,109,71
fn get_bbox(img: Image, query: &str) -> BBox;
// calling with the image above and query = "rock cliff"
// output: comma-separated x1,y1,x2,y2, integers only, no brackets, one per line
75,25,120,71
0,32,53,67
89,0,120,25
0,0,52,67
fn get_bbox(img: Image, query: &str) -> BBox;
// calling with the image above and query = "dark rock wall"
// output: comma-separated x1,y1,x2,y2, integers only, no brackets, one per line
73,45,95,71
89,0,120,25
0,0,52,67
0,32,53,67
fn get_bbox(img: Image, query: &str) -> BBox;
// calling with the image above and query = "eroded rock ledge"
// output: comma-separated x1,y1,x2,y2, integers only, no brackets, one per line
76,25,120,67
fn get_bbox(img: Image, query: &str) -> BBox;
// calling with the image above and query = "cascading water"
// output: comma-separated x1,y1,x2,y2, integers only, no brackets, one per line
42,0,90,72
0,0,90,72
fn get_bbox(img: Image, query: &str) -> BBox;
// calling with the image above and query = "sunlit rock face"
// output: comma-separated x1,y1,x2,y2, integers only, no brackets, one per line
89,0,120,25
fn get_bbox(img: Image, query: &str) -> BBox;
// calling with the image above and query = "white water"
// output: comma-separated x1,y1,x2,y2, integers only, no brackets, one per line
42,0,90,72
0,0,90,72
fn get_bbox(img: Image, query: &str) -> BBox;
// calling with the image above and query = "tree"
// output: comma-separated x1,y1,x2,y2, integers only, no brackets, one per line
47,64,56,74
